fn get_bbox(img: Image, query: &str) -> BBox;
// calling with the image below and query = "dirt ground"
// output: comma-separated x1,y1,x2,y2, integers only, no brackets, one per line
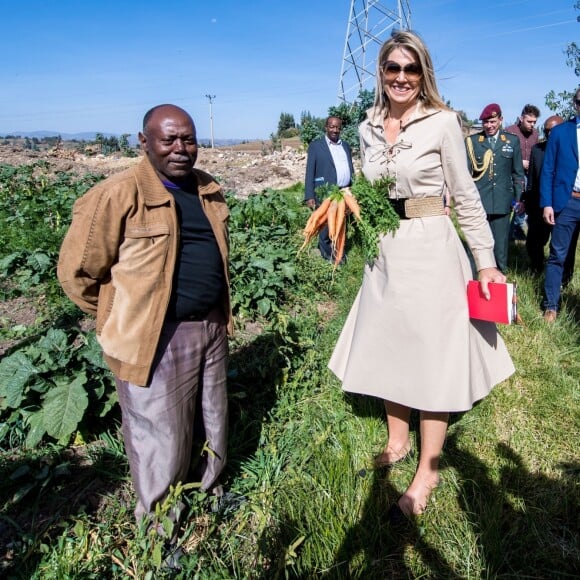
0,138,307,198
0,140,309,354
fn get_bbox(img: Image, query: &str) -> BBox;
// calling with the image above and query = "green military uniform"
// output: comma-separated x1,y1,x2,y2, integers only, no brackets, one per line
465,129,524,271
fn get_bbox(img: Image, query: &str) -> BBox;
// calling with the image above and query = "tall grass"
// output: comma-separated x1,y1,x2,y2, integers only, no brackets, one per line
1,183,578,577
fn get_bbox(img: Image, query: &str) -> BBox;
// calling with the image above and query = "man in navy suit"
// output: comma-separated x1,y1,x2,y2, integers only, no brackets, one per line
304,116,355,262
541,88,580,322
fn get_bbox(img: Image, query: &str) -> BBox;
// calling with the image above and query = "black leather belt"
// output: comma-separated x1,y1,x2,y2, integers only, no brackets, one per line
167,310,210,323
181,310,209,321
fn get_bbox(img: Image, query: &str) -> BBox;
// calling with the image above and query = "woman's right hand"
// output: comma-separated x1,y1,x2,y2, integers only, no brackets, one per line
478,267,506,300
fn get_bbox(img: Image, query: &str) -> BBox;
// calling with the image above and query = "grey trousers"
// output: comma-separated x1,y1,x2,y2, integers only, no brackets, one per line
115,310,228,522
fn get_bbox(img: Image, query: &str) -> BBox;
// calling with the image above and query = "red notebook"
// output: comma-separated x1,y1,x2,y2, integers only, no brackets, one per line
467,281,517,324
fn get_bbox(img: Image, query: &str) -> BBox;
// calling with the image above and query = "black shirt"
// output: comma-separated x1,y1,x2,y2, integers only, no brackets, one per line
163,177,225,321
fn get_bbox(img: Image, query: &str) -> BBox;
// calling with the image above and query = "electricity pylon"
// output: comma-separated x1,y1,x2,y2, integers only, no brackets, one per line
338,0,412,104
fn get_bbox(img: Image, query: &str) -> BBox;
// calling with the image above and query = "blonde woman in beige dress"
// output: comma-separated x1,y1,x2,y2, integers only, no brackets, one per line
329,31,514,519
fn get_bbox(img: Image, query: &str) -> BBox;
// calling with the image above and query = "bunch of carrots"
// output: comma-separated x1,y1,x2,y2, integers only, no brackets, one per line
300,186,361,266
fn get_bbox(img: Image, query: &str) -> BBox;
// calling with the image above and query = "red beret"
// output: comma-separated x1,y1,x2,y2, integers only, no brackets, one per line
479,103,502,120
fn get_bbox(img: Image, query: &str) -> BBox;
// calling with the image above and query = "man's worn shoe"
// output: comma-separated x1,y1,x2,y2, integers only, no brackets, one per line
543,310,557,323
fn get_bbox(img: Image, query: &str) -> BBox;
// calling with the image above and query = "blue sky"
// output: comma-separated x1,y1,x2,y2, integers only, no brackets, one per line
0,0,577,139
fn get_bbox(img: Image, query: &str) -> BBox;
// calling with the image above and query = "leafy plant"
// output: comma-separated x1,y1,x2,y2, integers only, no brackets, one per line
0,328,117,448
0,249,55,297
349,174,399,264
0,164,103,258
544,1,579,117
228,188,307,317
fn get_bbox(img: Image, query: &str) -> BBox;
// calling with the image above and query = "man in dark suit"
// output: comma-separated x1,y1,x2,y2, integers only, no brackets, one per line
540,88,580,322
466,103,525,272
304,116,355,262
524,115,577,280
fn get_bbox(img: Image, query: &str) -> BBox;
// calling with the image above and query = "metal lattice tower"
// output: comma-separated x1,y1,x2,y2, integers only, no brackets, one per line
338,0,412,104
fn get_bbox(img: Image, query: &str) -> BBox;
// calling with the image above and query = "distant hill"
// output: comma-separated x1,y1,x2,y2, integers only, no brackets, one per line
0,131,262,147
1,131,121,142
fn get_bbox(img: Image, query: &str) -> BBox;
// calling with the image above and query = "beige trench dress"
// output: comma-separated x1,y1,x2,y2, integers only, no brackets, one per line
328,106,515,412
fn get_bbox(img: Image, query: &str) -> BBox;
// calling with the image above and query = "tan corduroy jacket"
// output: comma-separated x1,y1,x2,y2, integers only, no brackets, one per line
57,155,232,386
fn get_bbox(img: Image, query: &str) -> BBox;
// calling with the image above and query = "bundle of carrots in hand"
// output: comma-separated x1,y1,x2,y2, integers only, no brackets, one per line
300,175,400,267
300,185,361,266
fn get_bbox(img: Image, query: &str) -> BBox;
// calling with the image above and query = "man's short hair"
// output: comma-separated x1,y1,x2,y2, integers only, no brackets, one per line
142,104,190,133
521,104,540,118
325,116,342,126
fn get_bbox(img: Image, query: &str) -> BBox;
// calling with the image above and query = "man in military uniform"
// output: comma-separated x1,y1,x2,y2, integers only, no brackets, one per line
465,103,525,272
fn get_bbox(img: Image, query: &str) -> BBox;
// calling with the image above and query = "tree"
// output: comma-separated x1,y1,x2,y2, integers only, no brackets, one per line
119,133,137,157
94,133,104,153
277,112,296,137
297,89,376,150
442,95,473,131
545,1,579,118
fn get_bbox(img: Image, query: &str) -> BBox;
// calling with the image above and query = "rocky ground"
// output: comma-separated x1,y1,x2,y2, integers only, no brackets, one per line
0,140,308,198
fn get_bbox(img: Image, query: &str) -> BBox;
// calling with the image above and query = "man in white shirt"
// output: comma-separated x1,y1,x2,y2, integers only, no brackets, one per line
304,116,355,262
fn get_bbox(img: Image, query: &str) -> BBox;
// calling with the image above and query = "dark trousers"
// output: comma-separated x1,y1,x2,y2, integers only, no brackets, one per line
318,224,333,261
487,213,511,272
526,207,552,273
544,197,580,311
116,310,228,522
526,206,578,282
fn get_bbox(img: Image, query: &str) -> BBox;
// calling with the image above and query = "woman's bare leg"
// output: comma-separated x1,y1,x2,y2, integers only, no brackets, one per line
376,400,413,465
398,411,448,516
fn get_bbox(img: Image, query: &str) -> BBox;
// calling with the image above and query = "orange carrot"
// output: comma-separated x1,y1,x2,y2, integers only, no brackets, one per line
300,199,332,250
303,210,327,238
334,219,347,266
343,193,361,221
303,198,331,237
315,196,332,216
327,200,338,243
332,197,346,247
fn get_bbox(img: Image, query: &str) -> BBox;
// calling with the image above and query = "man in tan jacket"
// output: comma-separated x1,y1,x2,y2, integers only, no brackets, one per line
58,104,232,531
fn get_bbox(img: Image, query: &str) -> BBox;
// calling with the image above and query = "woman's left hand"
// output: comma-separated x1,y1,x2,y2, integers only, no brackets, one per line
478,267,506,300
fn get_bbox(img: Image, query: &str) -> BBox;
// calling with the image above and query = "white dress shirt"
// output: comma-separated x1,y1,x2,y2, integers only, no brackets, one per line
326,136,351,187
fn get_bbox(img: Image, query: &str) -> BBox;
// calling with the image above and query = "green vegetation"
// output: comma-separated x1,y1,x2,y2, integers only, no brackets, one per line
299,90,375,153
0,164,578,577
277,112,299,139
545,1,579,117
349,174,399,263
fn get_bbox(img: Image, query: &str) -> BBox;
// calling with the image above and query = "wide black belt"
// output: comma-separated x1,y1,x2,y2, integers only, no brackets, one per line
388,197,446,219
